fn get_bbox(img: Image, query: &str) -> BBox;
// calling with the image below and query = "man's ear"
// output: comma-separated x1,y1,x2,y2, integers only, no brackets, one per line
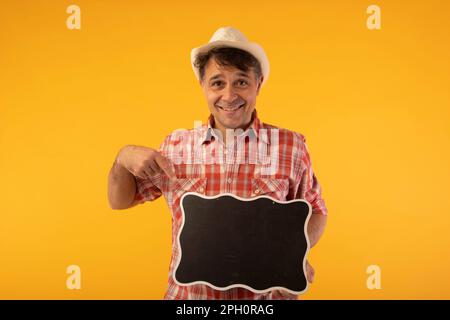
199,79,206,92
256,76,264,95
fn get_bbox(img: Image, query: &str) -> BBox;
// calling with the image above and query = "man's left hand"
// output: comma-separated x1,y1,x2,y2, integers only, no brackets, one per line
306,260,315,283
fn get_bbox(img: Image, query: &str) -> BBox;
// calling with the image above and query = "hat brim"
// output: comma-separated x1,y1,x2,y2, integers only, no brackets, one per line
190,40,269,86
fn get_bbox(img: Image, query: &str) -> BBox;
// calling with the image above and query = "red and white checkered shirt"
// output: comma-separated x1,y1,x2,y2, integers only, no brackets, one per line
134,109,327,300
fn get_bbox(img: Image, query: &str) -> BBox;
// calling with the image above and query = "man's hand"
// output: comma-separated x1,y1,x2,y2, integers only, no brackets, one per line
304,214,327,284
116,145,176,180
306,260,315,283
277,259,315,298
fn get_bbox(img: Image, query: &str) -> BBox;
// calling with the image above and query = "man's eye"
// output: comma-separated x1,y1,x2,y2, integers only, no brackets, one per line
237,80,248,86
212,81,223,87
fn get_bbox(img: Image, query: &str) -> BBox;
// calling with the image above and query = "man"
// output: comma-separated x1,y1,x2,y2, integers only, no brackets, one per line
108,26,328,300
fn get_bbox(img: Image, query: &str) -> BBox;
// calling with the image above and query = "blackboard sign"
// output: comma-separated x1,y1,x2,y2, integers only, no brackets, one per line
173,192,312,295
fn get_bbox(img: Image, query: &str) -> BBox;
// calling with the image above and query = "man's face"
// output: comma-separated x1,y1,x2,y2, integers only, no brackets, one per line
200,57,263,133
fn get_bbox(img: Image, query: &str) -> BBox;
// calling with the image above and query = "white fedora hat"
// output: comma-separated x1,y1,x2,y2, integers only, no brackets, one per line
190,26,270,86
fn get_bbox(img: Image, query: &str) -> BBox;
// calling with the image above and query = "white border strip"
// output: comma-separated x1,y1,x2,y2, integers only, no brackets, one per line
173,192,312,296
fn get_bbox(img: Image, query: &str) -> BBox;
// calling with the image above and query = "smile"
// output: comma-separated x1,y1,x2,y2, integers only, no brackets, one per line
217,103,245,112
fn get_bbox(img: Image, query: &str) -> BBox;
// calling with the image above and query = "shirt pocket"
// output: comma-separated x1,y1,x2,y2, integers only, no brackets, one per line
170,177,207,202
250,177,289,201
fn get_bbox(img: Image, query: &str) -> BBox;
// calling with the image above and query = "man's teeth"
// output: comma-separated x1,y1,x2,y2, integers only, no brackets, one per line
219,104,244,111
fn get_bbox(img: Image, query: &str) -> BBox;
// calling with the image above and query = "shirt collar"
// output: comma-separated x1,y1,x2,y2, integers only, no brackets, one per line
198,109,270,146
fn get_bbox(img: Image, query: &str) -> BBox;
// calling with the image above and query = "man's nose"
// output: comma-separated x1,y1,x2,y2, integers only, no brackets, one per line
222,84,237,102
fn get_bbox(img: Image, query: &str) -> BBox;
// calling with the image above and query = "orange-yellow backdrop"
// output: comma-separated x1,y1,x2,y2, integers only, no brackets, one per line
1,0,449,299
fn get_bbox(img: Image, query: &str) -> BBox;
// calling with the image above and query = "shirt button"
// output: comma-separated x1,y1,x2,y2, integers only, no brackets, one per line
198,187,204,193
254,189,260,194
227,178,232,184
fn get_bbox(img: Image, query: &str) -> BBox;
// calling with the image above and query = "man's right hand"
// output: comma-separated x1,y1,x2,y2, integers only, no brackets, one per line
116,145,176,180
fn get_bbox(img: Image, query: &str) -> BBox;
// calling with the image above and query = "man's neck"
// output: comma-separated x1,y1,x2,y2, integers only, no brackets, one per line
215,120,254,145
210,110,256,145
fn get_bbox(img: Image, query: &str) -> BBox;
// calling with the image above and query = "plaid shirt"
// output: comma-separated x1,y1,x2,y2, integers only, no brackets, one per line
134,110,327,300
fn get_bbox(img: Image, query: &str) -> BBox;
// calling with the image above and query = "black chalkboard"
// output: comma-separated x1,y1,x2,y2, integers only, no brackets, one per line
173,192,312,295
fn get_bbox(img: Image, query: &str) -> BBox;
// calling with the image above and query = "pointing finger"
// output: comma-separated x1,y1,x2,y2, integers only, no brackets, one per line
154,153,176,180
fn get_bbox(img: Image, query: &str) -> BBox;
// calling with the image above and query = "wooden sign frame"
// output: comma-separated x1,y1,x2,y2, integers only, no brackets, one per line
173,192,312,295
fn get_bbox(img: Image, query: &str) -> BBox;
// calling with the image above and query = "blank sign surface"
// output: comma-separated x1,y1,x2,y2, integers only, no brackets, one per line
174,192,312,295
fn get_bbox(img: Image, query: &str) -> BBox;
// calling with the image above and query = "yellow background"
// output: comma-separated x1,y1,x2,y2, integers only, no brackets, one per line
1,0,449,299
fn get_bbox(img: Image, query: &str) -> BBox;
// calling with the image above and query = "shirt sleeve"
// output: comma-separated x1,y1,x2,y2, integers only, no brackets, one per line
294,134,328,216
133,136,169,205
133,175,163,204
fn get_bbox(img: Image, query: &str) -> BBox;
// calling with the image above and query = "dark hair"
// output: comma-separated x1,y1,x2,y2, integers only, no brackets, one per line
193,46,262,82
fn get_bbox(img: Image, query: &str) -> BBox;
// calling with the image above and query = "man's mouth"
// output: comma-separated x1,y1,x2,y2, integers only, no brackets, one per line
217,103,245,112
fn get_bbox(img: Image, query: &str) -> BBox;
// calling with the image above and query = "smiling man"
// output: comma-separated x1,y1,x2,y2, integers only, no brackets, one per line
196,50,260,143
107,26,328,300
